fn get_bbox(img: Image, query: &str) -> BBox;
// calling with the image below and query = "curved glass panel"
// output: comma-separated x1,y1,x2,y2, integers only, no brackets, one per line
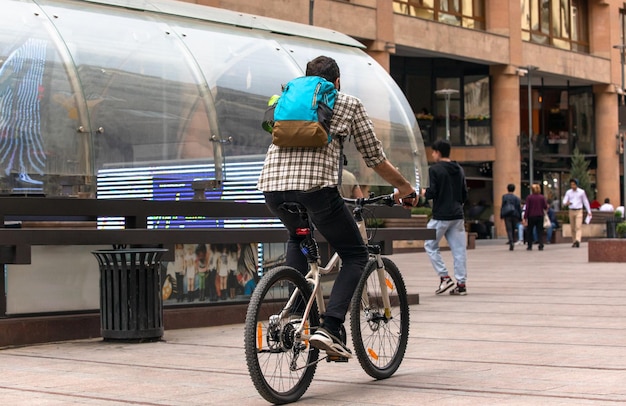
0,0,86,196
37,0,207,173
165,16,302,157
0,0,425,198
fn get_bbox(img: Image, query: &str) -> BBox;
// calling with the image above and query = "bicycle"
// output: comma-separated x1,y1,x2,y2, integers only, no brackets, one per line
244,193,412,404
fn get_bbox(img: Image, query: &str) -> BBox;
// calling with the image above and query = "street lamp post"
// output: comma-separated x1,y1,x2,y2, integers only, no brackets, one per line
613,44,626,206
517,66,539,187
434,89,459,141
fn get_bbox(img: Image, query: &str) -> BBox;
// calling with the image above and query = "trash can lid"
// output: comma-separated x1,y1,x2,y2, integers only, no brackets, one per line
92,248,169,254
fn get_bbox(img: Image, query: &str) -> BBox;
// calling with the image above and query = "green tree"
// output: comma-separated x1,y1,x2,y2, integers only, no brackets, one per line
569,147,594,200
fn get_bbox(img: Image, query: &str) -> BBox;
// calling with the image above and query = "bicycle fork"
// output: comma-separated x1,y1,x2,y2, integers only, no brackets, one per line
375,253,392,319
358,213,393,323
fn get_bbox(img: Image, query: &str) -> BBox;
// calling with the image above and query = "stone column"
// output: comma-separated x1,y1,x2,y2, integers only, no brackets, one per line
490,65,522,238
366,0,395,71
594,85,620,208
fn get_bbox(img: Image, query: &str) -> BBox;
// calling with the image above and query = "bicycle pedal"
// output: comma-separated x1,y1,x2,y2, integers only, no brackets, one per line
326,355,349,363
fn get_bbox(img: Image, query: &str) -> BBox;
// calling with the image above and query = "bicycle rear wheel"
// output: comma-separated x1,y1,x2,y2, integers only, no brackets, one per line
244,266,320,404
350,257,409,379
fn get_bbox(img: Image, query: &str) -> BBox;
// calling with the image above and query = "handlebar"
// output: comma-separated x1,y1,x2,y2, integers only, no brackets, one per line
343,191,417,208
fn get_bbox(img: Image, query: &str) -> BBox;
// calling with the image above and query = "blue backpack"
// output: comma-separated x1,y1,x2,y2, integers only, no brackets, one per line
262,76,337,147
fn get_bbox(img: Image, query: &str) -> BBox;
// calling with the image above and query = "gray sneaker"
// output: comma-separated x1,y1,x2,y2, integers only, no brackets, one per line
436,277,455,295
309,327,352,358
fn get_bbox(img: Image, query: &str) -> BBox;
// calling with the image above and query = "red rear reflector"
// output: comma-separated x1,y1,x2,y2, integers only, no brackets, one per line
296,228,310,236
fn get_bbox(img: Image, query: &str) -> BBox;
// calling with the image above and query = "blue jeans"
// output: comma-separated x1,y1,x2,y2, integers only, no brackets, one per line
263,187,368,323
424,219,467,284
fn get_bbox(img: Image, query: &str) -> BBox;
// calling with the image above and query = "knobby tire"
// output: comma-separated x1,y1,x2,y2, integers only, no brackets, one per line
350,257,409,379
244,266,319,404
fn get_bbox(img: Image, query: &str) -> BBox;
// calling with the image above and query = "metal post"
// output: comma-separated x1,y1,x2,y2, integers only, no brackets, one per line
309,0,314,25
518,66,539,187
613,44,626,205
622,47,626,206
527,69,534,187
434,89,459,142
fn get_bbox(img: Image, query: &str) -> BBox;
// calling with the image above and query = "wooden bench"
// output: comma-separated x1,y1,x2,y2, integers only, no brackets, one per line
556,210,616,224
554,210,620,240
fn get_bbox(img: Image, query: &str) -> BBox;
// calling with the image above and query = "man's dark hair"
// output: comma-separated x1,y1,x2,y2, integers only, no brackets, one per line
306,56,340,82
432,139,451,158
605,197,611,203
569,178,578,186
507,183,515,192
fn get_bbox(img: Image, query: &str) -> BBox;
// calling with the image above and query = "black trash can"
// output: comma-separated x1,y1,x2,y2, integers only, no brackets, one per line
606,218,619,238
92,248,168,341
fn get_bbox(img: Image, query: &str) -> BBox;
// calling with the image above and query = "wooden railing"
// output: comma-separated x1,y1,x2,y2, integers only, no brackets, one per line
0,197,435,264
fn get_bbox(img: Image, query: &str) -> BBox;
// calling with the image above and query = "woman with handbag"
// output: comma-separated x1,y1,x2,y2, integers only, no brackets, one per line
524,184,549,251
500,184,522,251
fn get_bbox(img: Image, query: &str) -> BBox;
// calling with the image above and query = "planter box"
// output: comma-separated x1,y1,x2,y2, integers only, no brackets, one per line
386,215,476,252
392,232,476,252
561,223,606,240
588,239,626,262
384,214,428,228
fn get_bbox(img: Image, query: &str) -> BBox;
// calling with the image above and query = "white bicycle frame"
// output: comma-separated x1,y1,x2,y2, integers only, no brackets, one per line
278,217,393,338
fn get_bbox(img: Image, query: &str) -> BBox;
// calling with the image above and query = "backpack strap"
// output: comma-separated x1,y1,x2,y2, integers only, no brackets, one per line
336,134,347,186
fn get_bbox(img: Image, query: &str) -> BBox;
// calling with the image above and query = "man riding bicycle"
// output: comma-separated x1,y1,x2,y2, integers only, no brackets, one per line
257,55,416,358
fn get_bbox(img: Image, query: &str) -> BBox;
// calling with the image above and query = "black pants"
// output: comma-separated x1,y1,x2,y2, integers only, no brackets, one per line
264,187,368,323
527,216,544,249
503,216,518,244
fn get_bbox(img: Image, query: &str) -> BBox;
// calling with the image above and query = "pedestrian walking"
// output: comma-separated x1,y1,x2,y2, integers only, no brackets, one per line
500,183,522,251
421,139,468,296
524,184,548,251
562,178,592,248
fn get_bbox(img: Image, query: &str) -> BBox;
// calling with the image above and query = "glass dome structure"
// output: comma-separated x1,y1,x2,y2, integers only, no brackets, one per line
0,0,426,199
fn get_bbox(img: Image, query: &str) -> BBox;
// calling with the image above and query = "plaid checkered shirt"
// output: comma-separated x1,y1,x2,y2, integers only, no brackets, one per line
257,93,386,192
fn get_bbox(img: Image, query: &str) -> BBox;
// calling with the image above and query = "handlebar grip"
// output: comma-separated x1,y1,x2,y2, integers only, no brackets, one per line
401,191,417,206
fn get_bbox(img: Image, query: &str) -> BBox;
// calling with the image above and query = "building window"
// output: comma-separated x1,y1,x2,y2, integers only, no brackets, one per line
521,0,589,52
393,0,485,30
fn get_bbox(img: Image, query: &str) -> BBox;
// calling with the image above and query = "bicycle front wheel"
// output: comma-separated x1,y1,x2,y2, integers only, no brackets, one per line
244,266,320,404
350,257,409,379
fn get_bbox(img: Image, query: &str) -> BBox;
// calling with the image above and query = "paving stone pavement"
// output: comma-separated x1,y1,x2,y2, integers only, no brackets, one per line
0,240,624,405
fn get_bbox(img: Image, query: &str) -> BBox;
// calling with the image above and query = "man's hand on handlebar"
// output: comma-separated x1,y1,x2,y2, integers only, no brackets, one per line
393,189,418,209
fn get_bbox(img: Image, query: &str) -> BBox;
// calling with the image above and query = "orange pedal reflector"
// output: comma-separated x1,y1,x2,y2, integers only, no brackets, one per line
367,348,379,360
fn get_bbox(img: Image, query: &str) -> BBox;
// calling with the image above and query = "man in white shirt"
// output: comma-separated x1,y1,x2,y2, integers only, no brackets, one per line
562,178,592,248
599,198,615,212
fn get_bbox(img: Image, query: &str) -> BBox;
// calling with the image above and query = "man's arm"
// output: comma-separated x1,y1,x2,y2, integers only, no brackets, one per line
351,184,364,199
562,190,570,206
422,167,437,201
460,170,468,203
582,191,592,215
371,159,416,205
